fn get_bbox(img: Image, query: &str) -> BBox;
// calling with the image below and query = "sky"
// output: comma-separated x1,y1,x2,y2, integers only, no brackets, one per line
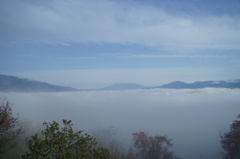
0,0,240,89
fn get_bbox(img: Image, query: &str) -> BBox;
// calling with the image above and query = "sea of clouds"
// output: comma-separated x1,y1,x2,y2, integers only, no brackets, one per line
1,88,240,159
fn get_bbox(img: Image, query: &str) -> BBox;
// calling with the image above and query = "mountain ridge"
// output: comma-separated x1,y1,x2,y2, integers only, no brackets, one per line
97,83,146,90
0,74,240,92
0,74,80,92
158,80,240,89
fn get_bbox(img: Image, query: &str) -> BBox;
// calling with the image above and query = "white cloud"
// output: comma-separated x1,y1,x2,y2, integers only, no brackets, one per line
0,0,239,50
118,54,224,59
1,88,240,159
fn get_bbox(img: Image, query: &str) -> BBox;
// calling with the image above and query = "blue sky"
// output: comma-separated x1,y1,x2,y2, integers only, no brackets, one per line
0,0,240,88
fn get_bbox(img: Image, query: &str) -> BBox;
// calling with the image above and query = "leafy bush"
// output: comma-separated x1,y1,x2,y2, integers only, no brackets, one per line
22,120,110,159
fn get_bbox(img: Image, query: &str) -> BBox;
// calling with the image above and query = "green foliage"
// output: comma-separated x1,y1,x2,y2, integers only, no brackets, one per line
22,119,110,159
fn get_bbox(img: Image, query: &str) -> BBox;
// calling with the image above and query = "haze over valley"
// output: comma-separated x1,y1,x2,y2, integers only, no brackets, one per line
1,86,240,159
1,0,240,158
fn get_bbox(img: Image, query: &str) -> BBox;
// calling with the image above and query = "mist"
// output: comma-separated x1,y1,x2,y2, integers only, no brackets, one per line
1,88,239,159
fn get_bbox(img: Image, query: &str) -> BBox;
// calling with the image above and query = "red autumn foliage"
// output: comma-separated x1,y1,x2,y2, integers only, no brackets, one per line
132,131,180,159
0,99,22,154
220,114,240,159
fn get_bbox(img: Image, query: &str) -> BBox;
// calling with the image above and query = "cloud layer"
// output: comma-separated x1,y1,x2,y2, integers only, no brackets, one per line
1,0,239,50
1,88,240,159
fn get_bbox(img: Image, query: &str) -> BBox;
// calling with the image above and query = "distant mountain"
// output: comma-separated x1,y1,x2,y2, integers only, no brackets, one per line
158,80,240,89
98,83,145,90
1,74,240,92
0,74,80,92
158,81,188,89
99,80,240,90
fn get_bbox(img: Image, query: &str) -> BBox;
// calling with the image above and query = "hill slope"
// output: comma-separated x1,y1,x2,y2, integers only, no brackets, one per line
0,74,80,92
158,80,240,89
99,83,145,90
1,74,240,92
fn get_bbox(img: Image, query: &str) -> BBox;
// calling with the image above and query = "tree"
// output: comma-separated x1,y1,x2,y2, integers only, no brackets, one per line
132,131,180,159
220,114,240,159
0,99,22,154
22,119,110,159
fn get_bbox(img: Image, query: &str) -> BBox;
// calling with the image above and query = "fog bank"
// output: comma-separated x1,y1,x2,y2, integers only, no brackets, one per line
1,88,240,159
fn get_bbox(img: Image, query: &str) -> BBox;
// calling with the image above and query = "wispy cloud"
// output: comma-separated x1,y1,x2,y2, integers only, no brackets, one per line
0,0,239,50
118,54,225,59
60,57,97,60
